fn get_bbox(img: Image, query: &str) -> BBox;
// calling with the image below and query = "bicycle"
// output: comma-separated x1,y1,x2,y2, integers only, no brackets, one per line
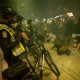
28,40,60,80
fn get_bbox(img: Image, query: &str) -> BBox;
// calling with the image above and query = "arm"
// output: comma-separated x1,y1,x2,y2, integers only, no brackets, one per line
20,32,29,41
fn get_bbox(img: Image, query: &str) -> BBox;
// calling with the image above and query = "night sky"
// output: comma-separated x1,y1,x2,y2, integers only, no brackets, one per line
0,0,80,19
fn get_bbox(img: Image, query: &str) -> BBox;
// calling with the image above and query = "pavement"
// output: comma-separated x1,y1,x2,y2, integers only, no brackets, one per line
1,42,80,80
42,42,80,80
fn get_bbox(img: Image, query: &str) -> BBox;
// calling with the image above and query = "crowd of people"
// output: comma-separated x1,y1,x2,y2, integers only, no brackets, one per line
33,12,80,52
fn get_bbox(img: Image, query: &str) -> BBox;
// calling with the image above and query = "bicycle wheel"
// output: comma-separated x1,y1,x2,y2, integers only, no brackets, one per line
44,50,60,76
34,52,44,80
21,72,37,80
